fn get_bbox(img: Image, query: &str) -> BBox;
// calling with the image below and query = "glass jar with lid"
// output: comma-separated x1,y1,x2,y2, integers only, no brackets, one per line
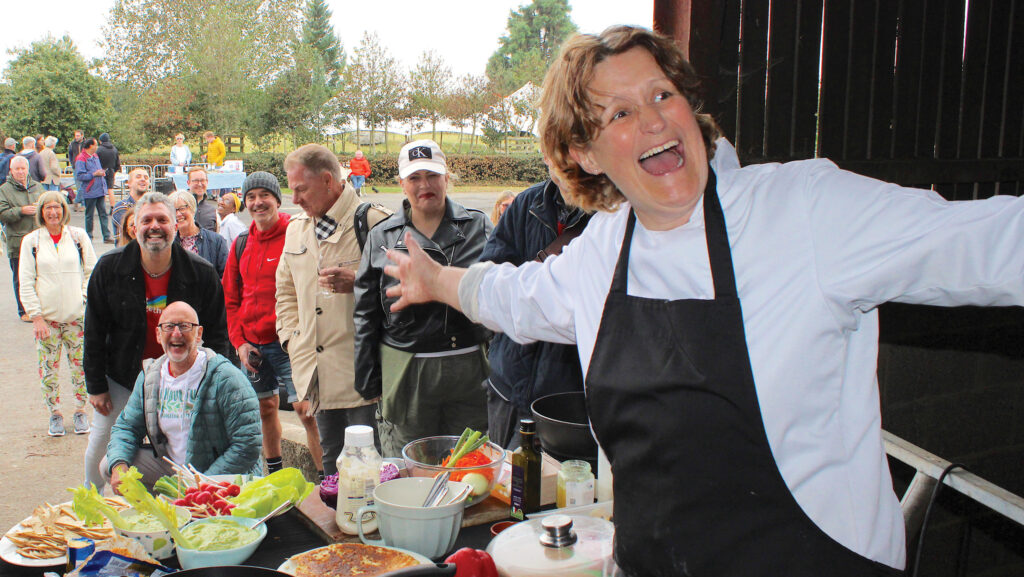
556,459,595,509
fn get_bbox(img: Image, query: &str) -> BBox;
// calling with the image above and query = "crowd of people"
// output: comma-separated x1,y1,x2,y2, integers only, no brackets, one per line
4,24,1021,575
1,124,527,490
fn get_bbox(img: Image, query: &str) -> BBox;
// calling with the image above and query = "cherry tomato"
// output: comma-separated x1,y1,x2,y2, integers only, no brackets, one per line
184,486,199,495
225,484,241,497
193,491,214,505
173,499,188,507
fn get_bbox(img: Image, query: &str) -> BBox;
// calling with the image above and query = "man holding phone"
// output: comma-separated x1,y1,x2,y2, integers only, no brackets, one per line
223,172,321,476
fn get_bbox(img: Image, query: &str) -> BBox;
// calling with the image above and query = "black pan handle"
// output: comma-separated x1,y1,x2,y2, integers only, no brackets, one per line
382,562,458,576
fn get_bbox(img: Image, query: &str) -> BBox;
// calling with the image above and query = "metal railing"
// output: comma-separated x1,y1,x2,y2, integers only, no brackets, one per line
885,430,1024,536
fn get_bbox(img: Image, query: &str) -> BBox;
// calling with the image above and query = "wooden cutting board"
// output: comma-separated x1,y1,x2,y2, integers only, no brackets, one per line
294,491,511,544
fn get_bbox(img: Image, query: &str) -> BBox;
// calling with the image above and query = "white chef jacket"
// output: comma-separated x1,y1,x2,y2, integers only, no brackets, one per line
462,139,1024,568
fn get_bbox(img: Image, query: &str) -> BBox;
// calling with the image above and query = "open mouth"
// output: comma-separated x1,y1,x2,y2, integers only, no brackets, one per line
638,140,685,176
167,341,188,355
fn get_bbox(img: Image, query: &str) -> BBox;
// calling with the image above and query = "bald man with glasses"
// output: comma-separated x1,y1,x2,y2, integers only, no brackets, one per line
102,300,260,493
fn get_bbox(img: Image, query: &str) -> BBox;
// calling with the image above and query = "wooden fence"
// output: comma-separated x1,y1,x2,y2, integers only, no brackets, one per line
681,0,1022,199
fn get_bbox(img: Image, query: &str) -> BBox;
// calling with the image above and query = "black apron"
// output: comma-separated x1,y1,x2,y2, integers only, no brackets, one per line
585,171,903,576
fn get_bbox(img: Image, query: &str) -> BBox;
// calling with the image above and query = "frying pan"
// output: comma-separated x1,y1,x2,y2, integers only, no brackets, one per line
530,392,598,463
172,563,457,576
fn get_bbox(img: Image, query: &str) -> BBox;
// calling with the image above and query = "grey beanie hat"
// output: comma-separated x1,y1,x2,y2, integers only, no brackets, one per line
242,171,282,205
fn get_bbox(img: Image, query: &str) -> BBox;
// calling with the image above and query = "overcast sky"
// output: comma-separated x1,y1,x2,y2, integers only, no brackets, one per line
0,0,655,77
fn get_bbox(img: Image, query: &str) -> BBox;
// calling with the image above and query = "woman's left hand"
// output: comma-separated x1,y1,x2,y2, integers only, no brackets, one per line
32,317,50,340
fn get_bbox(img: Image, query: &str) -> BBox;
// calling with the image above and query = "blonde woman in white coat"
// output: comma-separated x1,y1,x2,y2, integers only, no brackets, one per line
19,190,97,437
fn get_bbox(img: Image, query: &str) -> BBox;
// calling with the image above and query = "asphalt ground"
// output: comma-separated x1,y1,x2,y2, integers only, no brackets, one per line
0,187,507,533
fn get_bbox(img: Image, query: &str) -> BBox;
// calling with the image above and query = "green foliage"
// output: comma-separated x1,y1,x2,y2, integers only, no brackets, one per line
486,0,577,94
481,123,507,152
257,45,334,143
340,153,546,185
0,36,109,152
301,0,344,86
103,0,303,134
407,51,453,141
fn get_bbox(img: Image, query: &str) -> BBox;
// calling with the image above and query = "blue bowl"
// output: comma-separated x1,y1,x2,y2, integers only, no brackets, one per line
175,516,267,569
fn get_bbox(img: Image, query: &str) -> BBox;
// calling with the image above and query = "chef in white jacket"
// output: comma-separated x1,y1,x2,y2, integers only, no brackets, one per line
382,26,1024,577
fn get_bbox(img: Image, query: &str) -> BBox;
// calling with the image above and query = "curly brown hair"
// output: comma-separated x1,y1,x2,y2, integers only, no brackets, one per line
539,26,721,213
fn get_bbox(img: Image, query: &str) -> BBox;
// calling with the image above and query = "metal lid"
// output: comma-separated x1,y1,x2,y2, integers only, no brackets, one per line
539,515,577,548
486,514,616,576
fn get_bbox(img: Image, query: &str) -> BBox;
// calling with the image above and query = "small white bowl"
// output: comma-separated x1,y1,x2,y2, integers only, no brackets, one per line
175,516,267,569
113,506,191,560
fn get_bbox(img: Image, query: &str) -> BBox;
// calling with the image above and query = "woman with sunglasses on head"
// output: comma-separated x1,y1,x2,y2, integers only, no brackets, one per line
382,26,1024,576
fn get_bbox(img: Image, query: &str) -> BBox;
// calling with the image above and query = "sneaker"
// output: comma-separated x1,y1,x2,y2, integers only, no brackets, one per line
73,412,90,434
48,414,65,437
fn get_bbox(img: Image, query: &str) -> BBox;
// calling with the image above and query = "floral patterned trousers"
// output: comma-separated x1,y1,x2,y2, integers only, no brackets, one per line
37,318,87,413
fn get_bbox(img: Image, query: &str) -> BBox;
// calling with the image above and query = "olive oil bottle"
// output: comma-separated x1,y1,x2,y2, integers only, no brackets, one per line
510,418,541,520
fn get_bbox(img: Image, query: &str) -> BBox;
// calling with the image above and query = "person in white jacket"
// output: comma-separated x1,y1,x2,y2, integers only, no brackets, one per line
19,190,98,437
169,134,192,173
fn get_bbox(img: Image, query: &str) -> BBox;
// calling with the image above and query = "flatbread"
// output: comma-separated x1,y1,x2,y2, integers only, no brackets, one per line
5,500,128,560
290,543,419,576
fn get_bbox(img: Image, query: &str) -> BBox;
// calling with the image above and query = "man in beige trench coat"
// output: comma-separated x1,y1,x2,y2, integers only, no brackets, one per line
276,144,390,474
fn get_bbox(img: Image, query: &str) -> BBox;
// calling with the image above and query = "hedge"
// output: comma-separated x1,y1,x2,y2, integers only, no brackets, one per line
120,152,547,188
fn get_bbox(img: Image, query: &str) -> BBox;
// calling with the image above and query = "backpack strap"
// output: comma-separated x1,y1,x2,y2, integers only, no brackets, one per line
354,202,392,251
234,231,249,260
233,231,249,287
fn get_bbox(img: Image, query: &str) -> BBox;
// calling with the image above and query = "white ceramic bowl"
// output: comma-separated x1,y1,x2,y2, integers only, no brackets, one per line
112,506,191,560
175,516,267,569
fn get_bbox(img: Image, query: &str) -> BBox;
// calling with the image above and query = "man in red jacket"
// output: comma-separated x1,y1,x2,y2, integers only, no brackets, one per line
348,150,371,196
223,171,323,478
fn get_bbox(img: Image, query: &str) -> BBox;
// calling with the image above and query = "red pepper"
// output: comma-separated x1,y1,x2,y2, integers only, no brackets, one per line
444,547,499,577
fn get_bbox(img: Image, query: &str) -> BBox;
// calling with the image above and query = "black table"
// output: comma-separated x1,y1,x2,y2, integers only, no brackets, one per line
0,512,497,576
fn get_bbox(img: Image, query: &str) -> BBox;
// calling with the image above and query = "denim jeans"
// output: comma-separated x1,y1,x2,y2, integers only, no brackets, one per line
43,183,60,191
9,257,24,316
350,175,365,192
83,197,111,241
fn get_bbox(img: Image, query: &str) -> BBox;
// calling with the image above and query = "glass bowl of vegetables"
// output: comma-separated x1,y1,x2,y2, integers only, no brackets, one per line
402,431,506,507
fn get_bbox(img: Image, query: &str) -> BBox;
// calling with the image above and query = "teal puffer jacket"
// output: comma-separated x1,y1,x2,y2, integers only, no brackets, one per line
106,348,262,476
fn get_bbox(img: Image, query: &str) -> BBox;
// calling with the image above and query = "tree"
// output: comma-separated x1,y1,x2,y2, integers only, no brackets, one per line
407,51,453,142
486,0,577,94
103,0,302,133
301,0,344,86
0,36,108,150
445,74,491,153
259,45,333,147
348,32,404,154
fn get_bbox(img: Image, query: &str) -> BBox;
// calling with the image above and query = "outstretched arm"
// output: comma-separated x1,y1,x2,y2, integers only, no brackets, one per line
384,232,466,312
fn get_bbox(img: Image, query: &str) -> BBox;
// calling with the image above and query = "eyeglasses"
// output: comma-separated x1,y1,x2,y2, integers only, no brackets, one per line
158,322,198,333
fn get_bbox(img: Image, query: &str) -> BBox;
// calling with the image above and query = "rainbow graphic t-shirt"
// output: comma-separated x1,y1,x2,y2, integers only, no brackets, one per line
143,271,172,360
